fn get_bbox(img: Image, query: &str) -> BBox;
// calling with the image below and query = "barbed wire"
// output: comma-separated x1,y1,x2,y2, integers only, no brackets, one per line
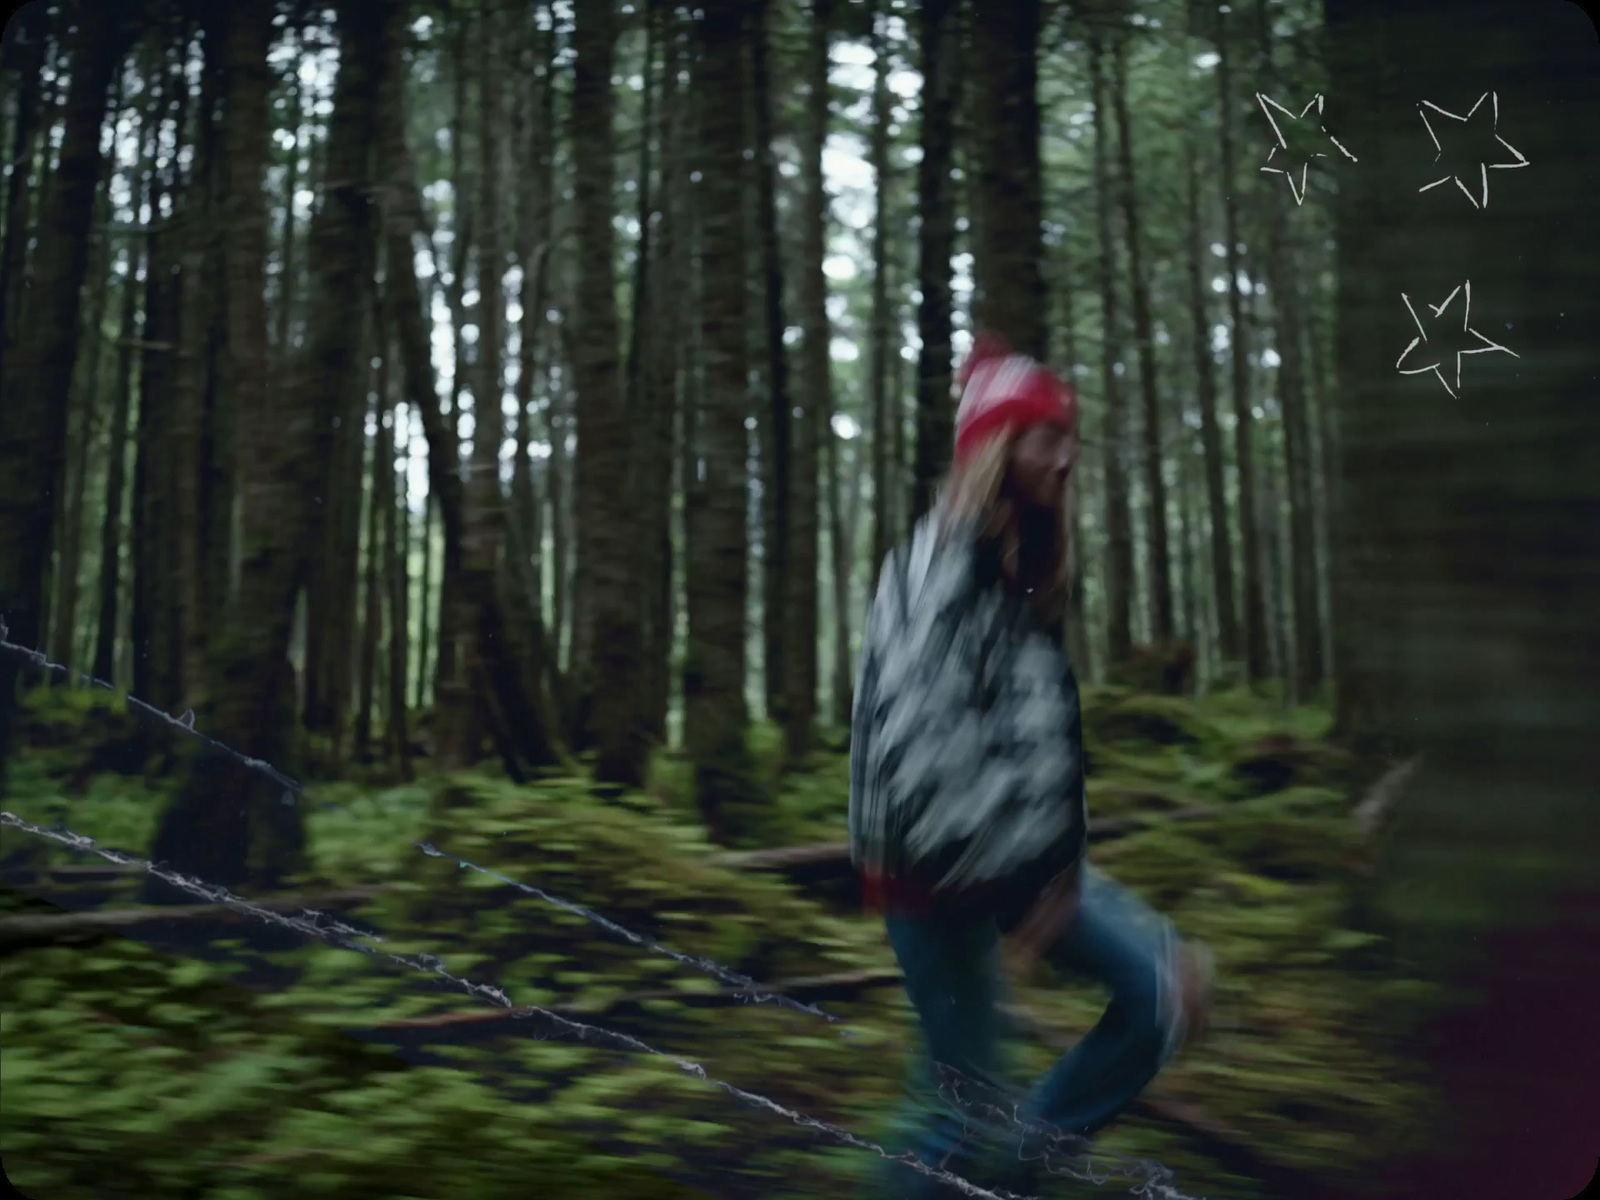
0,626,1203,1198
0,807,1084,1200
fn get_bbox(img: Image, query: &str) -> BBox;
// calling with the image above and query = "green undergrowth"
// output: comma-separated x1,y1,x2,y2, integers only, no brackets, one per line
2,681,1445,1199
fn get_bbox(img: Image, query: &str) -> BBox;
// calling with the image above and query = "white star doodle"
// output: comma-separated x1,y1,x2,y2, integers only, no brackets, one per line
1416,92,1530,209
1255,92,1359,206
1395,281,1520,398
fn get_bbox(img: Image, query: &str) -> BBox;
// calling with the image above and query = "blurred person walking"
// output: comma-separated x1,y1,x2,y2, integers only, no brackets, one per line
849,334,1213,1198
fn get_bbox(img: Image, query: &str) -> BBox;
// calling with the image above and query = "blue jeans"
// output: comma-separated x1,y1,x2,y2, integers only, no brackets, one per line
874,866,1184,1198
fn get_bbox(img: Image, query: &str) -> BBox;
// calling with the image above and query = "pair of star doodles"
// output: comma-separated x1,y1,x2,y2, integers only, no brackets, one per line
1255,89,1530,209
1256,91,1526,397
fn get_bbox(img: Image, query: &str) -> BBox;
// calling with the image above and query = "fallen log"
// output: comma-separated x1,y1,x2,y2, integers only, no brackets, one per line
0,887,393,953
705,804,1220,876
1000,1003,1320,1196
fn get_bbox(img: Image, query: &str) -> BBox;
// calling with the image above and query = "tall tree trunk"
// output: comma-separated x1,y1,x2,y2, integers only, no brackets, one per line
785,0,831,761
911,0,956,532
144,0,308,898
1254,0,1324,702
432,17,476,714
969,0,1045,359
0,4,124,782
867,1,893,577
570,0,646,786
1110,31,1173,644
689,0,758,832
301,1,385,750
751,0,791,727
1184,102,1240,663
641,3,683,744
0,2,48,383
1087,32,1134,666
512,5,553,632
169,33,223,714
1214,13,1268,682
132,36,188,707
49,96,119,679
273,20,304,360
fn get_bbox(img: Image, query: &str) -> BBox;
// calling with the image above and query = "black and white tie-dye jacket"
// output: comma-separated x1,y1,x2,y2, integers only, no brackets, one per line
848,512,1088,917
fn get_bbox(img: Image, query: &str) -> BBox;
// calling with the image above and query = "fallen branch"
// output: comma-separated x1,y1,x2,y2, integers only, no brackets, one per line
1352,754,1424,839
0,887,392,952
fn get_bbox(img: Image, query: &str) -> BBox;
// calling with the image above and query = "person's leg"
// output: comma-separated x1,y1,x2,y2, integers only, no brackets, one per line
874,907,1012,1199
1018,867,1186,1151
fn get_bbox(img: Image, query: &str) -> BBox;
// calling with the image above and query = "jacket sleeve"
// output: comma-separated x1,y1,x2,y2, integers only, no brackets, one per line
869,539,1086,900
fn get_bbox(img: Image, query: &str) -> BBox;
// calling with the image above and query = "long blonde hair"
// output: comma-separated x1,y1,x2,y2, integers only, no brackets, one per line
934,427,1075,625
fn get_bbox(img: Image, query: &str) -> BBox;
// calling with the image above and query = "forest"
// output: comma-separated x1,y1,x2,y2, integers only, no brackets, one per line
1,0,1597,1198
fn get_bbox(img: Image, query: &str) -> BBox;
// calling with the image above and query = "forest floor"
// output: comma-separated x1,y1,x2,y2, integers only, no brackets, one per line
0,684,1452,1200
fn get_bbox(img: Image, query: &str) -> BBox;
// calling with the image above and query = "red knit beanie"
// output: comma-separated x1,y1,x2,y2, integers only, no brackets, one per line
953,332,1079,464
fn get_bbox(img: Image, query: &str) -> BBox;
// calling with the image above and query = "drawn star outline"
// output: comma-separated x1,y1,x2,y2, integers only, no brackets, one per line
1395,281,1520,398
1255,92,1359,206
1416,92,1530,210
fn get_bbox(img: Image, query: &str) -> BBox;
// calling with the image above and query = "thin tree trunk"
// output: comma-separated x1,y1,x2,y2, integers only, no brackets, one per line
1110,31,1173,644
1215,14,1269,682
911,0,956,532
867,1,893,578
49,93,119,679
785,0,832,762
169,35,222,714
0,2,48,383
1184,103,1240,664
386,369,412,778
355,366,383,760
93,243,143,684
415,483,433,710
1088,32,1134,666
751,0,791,727
641,1,683,744
570,0,646,785
433,15,475,712
132,35,187,706
1057,253,1092,680
273,20,304,361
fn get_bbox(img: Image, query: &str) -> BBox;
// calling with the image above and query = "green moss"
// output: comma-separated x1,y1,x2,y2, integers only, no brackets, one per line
0,681,1440,1199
